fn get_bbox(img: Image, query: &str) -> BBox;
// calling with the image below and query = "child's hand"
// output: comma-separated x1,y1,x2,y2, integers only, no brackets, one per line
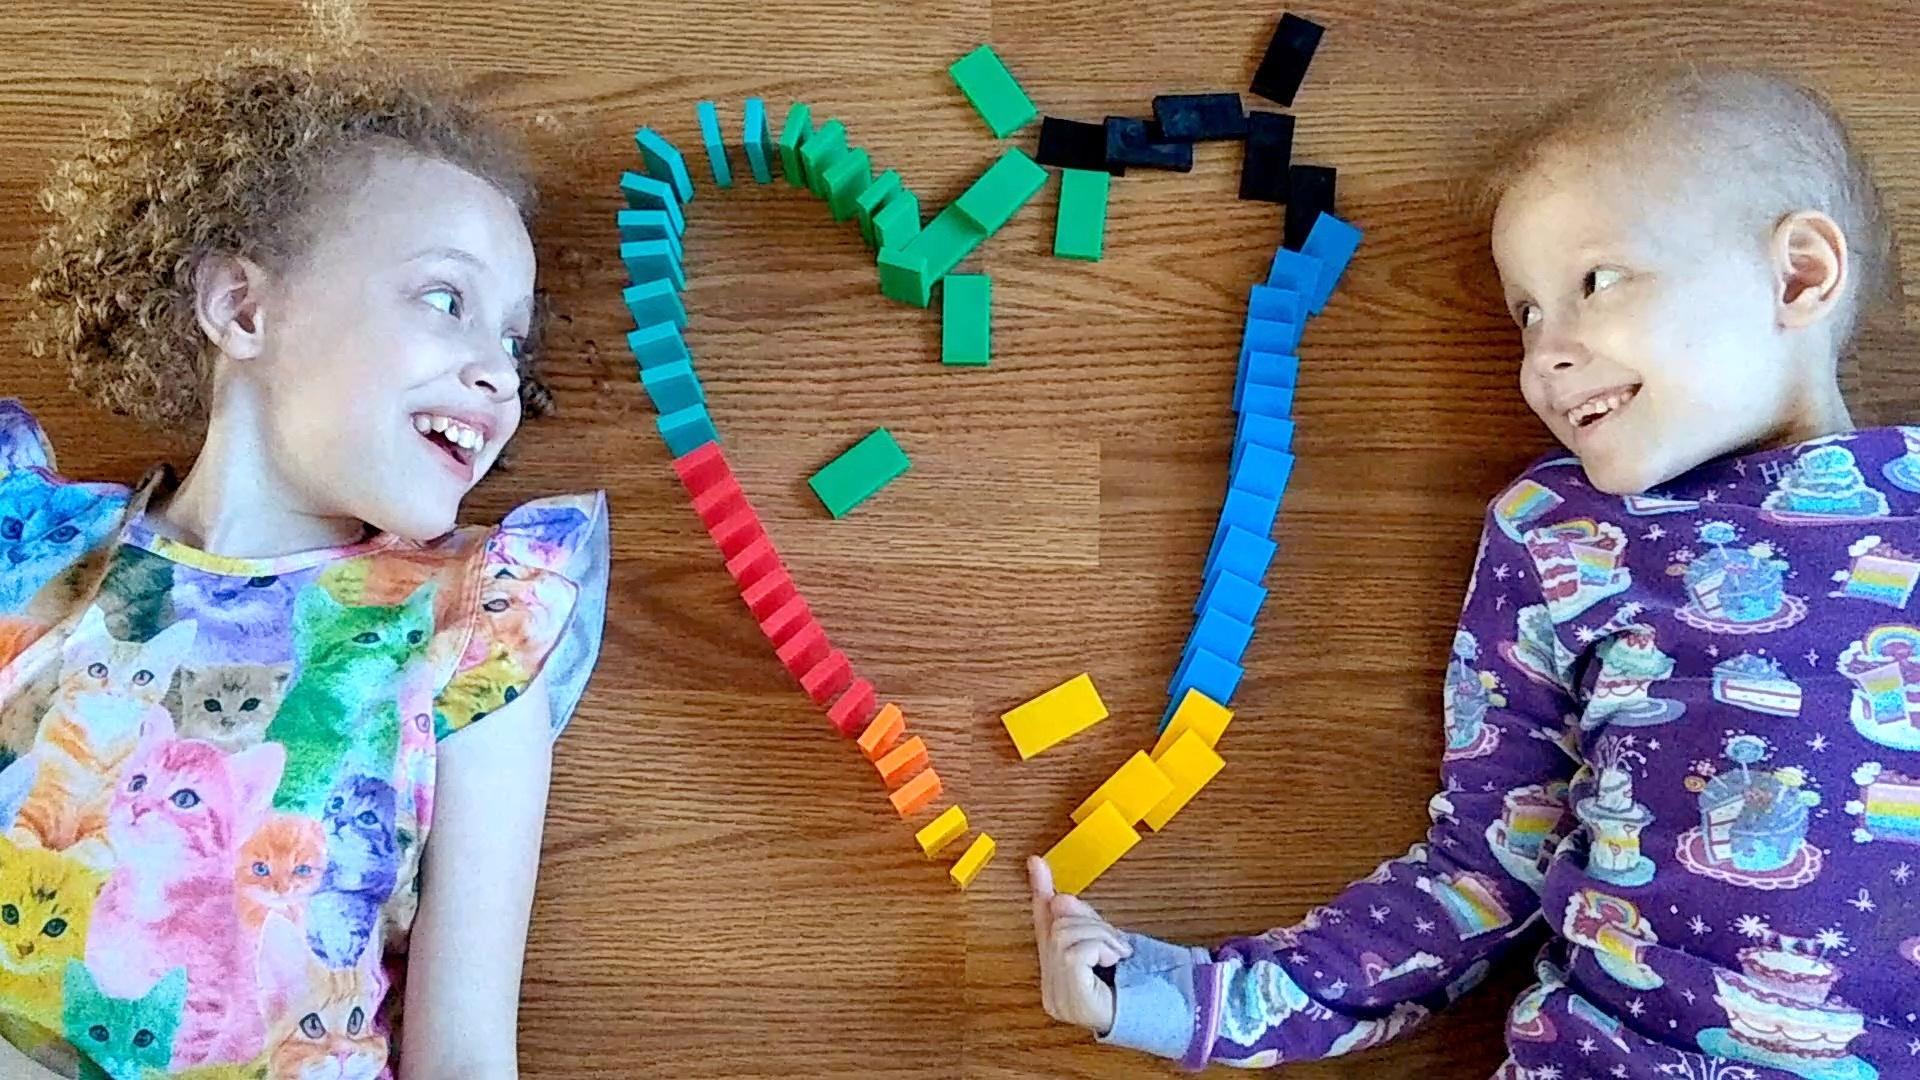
1029,855,1132,1035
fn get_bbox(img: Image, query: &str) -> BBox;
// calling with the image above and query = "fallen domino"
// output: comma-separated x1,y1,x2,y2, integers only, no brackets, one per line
1104,116,1193,173
941,274,991,367
1152,93,1248,142
1251,11,1325,107
1152,689,1235,759
1301,212,1363,314
1043,801,1139,895
822,148,873,222
799,119,849,198
1284,164,1336,251
808,428,911,518
1192,569,1267,623
1238,111,1295,204
949,833,996,889
890,768,942,816
620,240,686,291
949,44,1037,138
1054,168,1110,262
623,280,687,330
1143,730,1226,831
1002,673,1108,760
858,703,906,761
1071,751,1174,827
1037,116,1119,175
697,101,732,188
952,148,1049,235
619,172,686,232
876,735,930,789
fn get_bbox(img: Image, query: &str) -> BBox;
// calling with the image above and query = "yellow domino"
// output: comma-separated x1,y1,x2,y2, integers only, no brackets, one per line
1071,751,1174,826
1143,729,1226,832
1151,688,1235,759
1002,673,1109,760
916,805,969,858
950,833,997,889
1043,801,1140,895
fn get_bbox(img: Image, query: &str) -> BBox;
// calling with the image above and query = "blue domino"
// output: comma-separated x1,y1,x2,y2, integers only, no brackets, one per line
1242,316,1300,358
620,173,687,233
641,360,705,414
697,101,733,188
622,280,688,331
627,322,692,371
634,129,695,204
1268,247,1322,297
1234,351,1299,412
1179,607,1256,669
1249,285,1304,327
620,241,686,291
1230,443,1295,503
1236,412,1295,453
1170,648,1244,712
1302,212,1362,314
743,98,774,184
616,211,685,256
1242,382,1296,418
656,405,720,457
1205,489,1279,569
1206,525,1278,588
1193,568,1268,621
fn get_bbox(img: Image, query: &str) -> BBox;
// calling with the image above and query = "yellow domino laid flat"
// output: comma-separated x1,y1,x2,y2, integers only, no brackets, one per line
950,833,997,889
916,805,969,858
1002,673,1109,760
1071,751,1174,826
1043,801,1140,894
1151,688,1235,760
1143,730,1226,832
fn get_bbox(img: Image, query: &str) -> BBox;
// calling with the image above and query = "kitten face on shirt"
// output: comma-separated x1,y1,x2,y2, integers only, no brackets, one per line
1492,152,1851,495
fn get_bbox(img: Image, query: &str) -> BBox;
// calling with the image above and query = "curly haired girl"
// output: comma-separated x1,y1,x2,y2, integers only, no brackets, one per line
0,47,606,1080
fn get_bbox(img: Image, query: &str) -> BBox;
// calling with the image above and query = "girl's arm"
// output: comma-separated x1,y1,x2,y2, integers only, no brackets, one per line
398,675,554,1080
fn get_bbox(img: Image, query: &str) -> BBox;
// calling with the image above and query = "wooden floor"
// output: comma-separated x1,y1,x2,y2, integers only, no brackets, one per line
4,1,1920,1076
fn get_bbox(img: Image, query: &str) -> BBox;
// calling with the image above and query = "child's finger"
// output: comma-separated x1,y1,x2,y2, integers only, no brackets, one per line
1050,892,1105,921
1051,917,1131,960
1028,855,1056,899
1064,937,1127,971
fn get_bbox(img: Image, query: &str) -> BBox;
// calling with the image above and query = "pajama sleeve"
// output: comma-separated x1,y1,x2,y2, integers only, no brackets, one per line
1101,499,1584,1069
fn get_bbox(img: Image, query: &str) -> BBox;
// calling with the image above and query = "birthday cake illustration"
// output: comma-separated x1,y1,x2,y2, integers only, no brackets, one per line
1500,604,1577,690
1487,781,1568,888
1832,535,1920,609
1561,888,1662,990
1494,478,1564,541
1699,939,1875,1080
1444,630,1505,761
1417,871,1512,938
1524,518,1631,621
1584,624,1686,728
1678,735,1822,889
1845,761,1920,846
1763,444,1889,524
1674,521,1808,634
1883,426,1920,494
1838,625,1920,751
1712,653,1805,718
1577,741,1655,887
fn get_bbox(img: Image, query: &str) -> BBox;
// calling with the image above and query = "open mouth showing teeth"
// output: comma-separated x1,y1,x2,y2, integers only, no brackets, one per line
1567,387,1639,430
412,413,486,466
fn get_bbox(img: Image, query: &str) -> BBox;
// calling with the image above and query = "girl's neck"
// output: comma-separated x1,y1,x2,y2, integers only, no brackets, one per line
147,416,372,560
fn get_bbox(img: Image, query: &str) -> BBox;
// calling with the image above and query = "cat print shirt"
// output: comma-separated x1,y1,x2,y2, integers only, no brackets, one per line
1104,430,1920,1078
0,401,608,1079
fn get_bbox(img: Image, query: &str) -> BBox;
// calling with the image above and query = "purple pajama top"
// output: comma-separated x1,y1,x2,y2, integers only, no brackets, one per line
1106,428,1920,1079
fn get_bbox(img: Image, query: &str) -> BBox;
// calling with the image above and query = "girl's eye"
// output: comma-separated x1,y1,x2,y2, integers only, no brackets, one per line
503,335,528,363
1583,268,1625,297
424,287,462,318
1515,302,1542,330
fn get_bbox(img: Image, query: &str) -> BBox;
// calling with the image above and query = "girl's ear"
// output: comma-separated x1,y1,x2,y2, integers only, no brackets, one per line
192,253,271,362
1772,210,1850,332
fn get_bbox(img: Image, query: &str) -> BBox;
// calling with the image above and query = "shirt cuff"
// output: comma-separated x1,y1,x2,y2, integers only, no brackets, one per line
1097,931,1211,1064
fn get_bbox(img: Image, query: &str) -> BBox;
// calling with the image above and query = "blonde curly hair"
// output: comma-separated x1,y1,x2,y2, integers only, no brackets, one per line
24,47,553,430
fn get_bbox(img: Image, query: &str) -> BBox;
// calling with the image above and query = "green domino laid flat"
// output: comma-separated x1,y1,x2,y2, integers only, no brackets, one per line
779,103,813,188
809,428,912,518
852,169,904,246
619,240,686,291
948,44,1037,138
622,280,688,331
941,274,991,367
1054,168,1111,261
901,206,987,285
799,119,848,198
620,172,686,233
822,148,873,223
952,148,1049,235
871,191,922,251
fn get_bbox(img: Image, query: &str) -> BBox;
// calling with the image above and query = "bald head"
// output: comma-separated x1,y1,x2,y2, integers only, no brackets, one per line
1483,68,1892,351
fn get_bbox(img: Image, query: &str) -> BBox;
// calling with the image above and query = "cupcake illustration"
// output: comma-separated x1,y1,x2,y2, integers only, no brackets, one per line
1500,604,1577,690
1444,630,1504,761
1883,426,1920,494
1762,444,1890,525
1578,741,1656,887
1838,625,1920,751
1584,624,1687,729
1832,535,1920,609
1672,521,1808,635
1561,888,1663,990
1677,734,1823,890
1524,518,1631,622
1697,931,1877,1080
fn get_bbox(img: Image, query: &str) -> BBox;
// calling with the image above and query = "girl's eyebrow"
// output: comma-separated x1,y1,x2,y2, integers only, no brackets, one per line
406,246,487,272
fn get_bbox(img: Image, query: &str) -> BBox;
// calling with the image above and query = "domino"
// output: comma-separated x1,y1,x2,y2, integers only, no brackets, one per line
1037,116,1118,174
1301,212,1363,314
1283,164,1336,251
1070,751,1175,827
1042,802,1139,895
952,148,1049,235
822,147,874,223
857,703,906,761
799,650,853,706
778,103,813,189
808,429,911,518
623,280,689,332
1230,443,1295,503
1001,673,1108,760
1152,93,1248,142
799,119,849,199
949,833,996,889
616,209,685,250
1168,647,1243,709
1103,116,1193,172
1251,12,1325,107
633,128,694,203
627,322,692,372
655,405,718,457
620,240,686,291
640,359,705,415
697,101,732,187
1053,168,1110,262
948,44,1037,138
826,678,878,737
916,805,969,858
1238,111,1295,204
941,274,992,367
1191,568,1267,624
1143,730,1227,832
620,172,686,233
1267,247,1322,295
742,97,775,184
1153,689,1235,758
890,767,942,816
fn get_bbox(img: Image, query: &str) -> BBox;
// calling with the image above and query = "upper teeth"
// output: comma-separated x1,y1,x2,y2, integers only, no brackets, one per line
413,414,486,453
1568,391,1633,427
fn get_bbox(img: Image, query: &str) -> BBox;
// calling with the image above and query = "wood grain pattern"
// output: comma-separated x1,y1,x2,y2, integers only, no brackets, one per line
1,1,1917,1075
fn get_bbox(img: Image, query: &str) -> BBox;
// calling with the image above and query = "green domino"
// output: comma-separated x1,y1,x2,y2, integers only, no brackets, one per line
634,128,695,203
1053,168,1111,261
627,322,691,371
622,280,688,331
941,274,991,367
872,190,922,251
616,211,683,260
901,206,987,284
808,428,911,518
822,148,873,223
952,148,1048,235
619,240,685,291
641,359,706,414
799,119,848,198
877,246,933,307
948,44,1037,138
620,172,686,233
779,103,813,188
852,169,904,246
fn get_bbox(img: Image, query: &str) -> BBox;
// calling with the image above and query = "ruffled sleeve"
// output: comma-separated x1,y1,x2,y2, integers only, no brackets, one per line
0,400,56,475
432,491,609,740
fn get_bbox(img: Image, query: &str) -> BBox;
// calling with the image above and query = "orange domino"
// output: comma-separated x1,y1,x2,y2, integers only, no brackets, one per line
800,651,852,705
875,736,929,788
889,767,942,816
691,478,746,529
826,678,878,737
725,535,782,587
741,571,797,622
858,703,905,761
759,594,813,647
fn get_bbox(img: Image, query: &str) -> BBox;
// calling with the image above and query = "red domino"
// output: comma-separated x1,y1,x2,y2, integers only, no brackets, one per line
775,621,830,676
725,536,782,587
672,442,732,494
800,650,853,705
708,505,764,560
759,594,812,646
742,572,798,623
691,479,747,529
826,678,878,737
